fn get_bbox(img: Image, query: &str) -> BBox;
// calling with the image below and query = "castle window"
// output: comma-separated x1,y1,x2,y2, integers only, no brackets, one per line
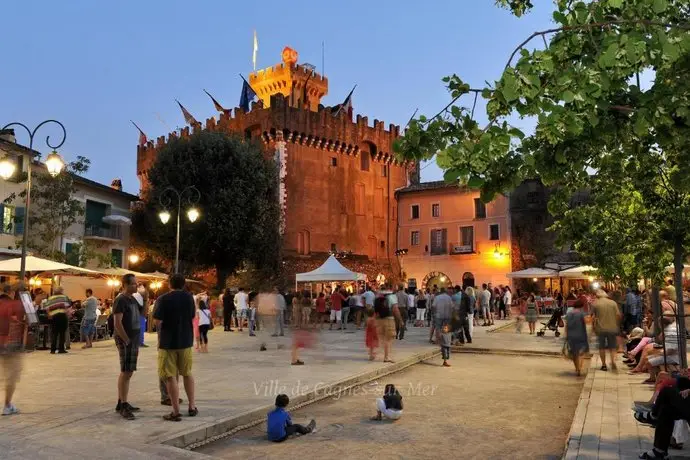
374,188,384,218
382,164,388,177
355,184,365,215
330,243,337,252
361,151,370,171
331,157,338,167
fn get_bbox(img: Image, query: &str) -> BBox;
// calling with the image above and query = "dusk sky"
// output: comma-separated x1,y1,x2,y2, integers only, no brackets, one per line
1,0,553,194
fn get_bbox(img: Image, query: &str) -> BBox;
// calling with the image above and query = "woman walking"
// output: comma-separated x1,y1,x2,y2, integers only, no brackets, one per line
565,299,589,376
291,291,302,328
526,293,539,334
197,300,212,353
415,290,427,326
301,290,312,328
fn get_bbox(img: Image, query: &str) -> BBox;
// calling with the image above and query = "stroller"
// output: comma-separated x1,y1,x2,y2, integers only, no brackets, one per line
536,307,563,337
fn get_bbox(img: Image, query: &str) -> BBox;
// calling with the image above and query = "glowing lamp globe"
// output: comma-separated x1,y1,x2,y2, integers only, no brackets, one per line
187,208,200,223
128,254,140,264
0,156,16,180
45,151,64,177
158,210,171,224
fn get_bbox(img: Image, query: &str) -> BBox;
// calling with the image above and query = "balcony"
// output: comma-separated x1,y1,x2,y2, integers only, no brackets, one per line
84,224,122,241
450,242,474,255
429,244,448,256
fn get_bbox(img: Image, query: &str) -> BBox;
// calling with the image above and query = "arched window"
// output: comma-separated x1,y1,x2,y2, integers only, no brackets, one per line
297,230,311,255
360,151,370,171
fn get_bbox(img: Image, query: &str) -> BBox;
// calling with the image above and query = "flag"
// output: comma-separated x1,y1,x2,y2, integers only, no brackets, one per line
253,30,258,70
130,120,147,145
203,89,228,113
331,85,356,116
239,74,257,112
175,99,199,125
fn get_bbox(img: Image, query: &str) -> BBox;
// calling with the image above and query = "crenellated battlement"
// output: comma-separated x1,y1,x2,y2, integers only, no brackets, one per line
137,92,406,185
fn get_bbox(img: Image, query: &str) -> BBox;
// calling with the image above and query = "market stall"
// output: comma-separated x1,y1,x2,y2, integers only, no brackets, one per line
295,255,367,293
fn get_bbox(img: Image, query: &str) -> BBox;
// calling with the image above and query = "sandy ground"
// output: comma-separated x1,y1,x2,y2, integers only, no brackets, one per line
198,353,585,460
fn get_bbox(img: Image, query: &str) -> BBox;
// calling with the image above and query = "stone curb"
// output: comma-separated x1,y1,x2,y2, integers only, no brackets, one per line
451,345,564,358
155,348,440,450
561,352,598,460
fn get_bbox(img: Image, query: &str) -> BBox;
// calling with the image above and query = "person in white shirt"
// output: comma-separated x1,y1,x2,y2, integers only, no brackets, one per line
234,287,249,332
354,289,365,329
502,287,513,319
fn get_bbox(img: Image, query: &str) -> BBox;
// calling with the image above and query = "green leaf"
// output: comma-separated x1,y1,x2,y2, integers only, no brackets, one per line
608,0,623,7
555,151,566,164
467,176,484,189
562,90,575,103
501,72,520,102
508,127,525,139
634,116,649,137
553,11,567,24
653,0,668,13
443,168,462,183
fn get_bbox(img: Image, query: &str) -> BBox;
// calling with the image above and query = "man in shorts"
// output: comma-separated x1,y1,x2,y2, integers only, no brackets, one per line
0,284,25,415
113,273,141,420
591,289,621,372
153,273,197,421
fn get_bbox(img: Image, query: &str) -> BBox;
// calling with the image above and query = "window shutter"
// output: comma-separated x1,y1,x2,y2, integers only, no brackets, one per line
441,228,447,251
14,207,24,235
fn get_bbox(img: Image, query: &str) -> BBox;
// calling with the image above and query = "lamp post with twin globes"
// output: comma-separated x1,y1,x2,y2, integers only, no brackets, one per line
0,120,66,281
158,186,201,273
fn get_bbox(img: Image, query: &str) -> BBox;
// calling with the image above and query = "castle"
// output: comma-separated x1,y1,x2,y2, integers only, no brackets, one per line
136,47,413,277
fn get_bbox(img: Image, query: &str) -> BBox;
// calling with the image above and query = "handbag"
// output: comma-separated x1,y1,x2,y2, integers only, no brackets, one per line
558,317,565,328
561,341,572,359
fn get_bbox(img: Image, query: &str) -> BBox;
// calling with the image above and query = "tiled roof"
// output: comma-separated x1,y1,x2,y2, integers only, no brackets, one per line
396,180,461,194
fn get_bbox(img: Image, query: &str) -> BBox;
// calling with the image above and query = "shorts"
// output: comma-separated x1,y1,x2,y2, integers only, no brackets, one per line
158,347,193,378
376,317,396,340
81,318,96,336
330,310,342,322
597,332,617,350
115,336,140,372
434,317,450,331
649,353,680,367
0,351,22,382
236,309,248,319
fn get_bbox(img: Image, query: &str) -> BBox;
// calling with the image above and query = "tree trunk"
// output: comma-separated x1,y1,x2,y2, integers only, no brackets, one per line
651,286,661,336
673,236,687,369
216,265,231,291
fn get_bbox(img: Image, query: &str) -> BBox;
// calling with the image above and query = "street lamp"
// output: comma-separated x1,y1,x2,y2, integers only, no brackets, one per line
128,254,140,265
158,186,201,273
1,120,66,281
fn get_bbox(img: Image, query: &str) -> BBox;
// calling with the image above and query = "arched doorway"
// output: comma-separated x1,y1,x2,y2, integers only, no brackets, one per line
462,272,475,289
422,271,452,291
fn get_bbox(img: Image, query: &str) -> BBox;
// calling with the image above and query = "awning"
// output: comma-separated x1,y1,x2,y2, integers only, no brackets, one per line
102,215,132,225
558,265,598,279
98,267,167,281
506,267,558,279
296,255,367,282
0,256,101,276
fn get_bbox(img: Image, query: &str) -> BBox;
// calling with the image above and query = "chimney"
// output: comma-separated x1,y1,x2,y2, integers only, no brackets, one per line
111,178,122,191
0,129,16,143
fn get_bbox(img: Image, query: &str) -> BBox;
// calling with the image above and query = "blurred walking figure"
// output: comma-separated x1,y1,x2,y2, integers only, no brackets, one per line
272,287,286,338
222,288,235,331
257,288,283,351
300,291,312,328
81,288,98,349
0,284,25,415
291,291,302,329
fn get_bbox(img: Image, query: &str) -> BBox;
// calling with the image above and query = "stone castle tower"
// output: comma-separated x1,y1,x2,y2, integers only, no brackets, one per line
137,47,413,266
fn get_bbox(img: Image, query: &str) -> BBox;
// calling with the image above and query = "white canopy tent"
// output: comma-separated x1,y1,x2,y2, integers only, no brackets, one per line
558,265,598,279
98,267,167,281
295,255,367,284
0,256,101,276
506,267,558,279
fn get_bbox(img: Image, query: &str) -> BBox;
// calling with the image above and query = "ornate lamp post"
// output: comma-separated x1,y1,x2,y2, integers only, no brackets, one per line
0,120,66,281
158,186,200,273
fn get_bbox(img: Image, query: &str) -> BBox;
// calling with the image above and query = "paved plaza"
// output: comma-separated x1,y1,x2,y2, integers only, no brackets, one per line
199,353,583,460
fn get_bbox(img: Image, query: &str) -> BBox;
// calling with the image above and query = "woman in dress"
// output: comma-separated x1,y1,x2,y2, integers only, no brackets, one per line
526,293,538,334
565,299,589,376
197,299,212,353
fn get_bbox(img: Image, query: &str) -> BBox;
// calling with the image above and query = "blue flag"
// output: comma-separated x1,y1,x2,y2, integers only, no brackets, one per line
239,79,257,112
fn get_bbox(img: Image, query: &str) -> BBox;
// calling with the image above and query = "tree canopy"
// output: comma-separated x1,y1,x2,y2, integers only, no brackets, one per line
131,131,281,288
395,0,690,363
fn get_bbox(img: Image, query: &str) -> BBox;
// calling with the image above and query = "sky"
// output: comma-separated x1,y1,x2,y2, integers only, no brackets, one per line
0,0,554,194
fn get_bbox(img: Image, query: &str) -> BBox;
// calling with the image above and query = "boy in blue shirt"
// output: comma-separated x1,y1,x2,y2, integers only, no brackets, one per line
267,394,316,442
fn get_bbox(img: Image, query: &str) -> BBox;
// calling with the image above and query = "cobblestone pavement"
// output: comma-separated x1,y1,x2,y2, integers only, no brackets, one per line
198,354,584,460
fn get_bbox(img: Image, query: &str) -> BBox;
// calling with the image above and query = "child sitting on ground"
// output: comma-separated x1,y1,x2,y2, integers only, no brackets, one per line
267,394,316,442
440,324,452,367
371,384,403,421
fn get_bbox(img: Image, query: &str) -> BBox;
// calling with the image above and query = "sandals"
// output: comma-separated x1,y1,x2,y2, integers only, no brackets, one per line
188,407,199,417
163,412,182,422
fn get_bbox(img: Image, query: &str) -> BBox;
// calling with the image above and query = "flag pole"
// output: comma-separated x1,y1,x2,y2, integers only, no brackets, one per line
322,41,325,76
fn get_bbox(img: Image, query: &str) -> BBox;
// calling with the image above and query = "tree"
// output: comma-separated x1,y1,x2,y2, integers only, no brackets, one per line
395,1,690,363
5,156,91,261
131,131,281,289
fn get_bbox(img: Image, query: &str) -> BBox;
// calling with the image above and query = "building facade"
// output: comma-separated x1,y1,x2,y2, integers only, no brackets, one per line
396,181,512,290
0,130,137,269
136,48,412,275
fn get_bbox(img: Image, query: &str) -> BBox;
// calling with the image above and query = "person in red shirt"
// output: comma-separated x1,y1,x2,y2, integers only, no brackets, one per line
0,284,26,416
329,287,346,330
315,292,327,329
